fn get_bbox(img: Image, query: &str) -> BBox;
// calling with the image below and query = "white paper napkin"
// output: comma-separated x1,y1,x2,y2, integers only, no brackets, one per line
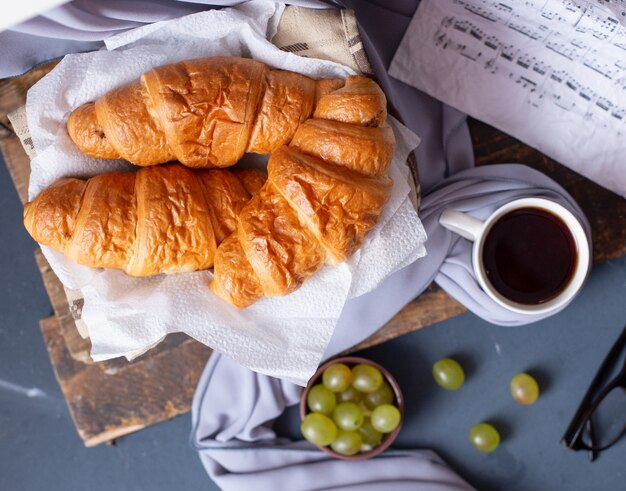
25,0,426,385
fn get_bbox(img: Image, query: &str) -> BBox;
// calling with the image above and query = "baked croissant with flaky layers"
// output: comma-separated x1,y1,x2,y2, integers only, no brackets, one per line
23,164,265,276
210,76,396,308
67,56,350,168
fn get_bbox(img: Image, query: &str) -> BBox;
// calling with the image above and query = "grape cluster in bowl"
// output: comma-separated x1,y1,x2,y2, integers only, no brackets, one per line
299,356,404,460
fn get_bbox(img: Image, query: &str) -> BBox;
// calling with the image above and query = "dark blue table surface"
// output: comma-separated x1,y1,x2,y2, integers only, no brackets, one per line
1,147,625,491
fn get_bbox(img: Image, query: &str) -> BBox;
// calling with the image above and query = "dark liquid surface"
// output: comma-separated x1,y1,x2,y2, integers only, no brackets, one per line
482,208,577,305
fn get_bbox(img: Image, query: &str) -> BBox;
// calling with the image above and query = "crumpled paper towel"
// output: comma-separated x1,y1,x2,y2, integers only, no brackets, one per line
25,0,426,385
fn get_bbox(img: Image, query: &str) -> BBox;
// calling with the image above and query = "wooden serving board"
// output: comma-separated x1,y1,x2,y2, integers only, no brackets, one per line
2,65,625,447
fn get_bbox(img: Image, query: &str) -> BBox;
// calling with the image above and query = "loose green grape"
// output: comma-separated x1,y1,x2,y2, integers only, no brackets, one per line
370,404,401,433
510,373,539,405
330,430,363,456
301,413,338,446
358,418,383,446
432,358,465,390
307,384,337,414
469,423,500,453
332,402,364,431
351,364,383,393
337,386,363,404
364,382,394,409
323,363,353,392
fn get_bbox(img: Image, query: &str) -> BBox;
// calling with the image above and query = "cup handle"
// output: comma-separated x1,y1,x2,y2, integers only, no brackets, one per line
439,208,484,242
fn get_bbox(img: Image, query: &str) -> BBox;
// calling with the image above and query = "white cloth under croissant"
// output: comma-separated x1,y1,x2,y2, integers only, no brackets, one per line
24,1,426,386
4,1,593,490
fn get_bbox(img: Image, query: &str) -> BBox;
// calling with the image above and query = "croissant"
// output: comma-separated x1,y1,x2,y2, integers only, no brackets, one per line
23,164,265,276
41,56,395,308
67,56,348,168
210,75,396,308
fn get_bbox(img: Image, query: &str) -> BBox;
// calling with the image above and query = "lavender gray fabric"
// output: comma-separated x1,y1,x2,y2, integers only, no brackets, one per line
2,1,590,489
191,353,476,491
338,0,474,192
328,164,591,357
187,4,589,488
190,164,589,490
0,0,325,78
322,0,589,352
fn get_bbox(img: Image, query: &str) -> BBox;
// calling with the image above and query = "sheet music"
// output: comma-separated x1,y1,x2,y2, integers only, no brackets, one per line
390,0,626,198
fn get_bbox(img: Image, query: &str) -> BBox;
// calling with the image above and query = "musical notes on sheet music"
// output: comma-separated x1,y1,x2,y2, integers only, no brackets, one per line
436,0,626,134
389,0,626,196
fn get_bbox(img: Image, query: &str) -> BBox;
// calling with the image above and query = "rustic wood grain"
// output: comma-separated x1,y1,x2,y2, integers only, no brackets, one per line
0,60,59,130
34,247,204,373
40,316,212,447
0,133,30,203
34,249,93,364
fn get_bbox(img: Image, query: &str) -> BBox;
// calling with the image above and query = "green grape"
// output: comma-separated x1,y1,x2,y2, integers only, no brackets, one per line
432,358,465,390
469,423,500,452
322,363,353,392
370,404,401,433
337,386,363,404
364,382,394,409
510,373,539,405
330,430,362,456
358,418,383,446
301,413,338,446
332,402,364,431
351,364,383,393
307,384,337,414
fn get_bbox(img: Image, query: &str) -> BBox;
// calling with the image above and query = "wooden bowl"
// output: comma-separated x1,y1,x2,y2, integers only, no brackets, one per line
300,356,405,461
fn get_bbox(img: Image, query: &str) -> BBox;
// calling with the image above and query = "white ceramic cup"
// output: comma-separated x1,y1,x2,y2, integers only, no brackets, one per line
439,197,591,315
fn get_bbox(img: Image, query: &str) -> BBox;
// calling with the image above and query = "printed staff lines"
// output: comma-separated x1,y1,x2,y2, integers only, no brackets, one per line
434,13,626,134
454,0,626,43
438,13,626,80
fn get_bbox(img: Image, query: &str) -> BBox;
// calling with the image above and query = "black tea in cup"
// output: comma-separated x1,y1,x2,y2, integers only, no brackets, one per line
482,207,577,305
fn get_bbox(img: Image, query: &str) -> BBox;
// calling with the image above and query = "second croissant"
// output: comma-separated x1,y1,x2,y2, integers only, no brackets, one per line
67,56,349,168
